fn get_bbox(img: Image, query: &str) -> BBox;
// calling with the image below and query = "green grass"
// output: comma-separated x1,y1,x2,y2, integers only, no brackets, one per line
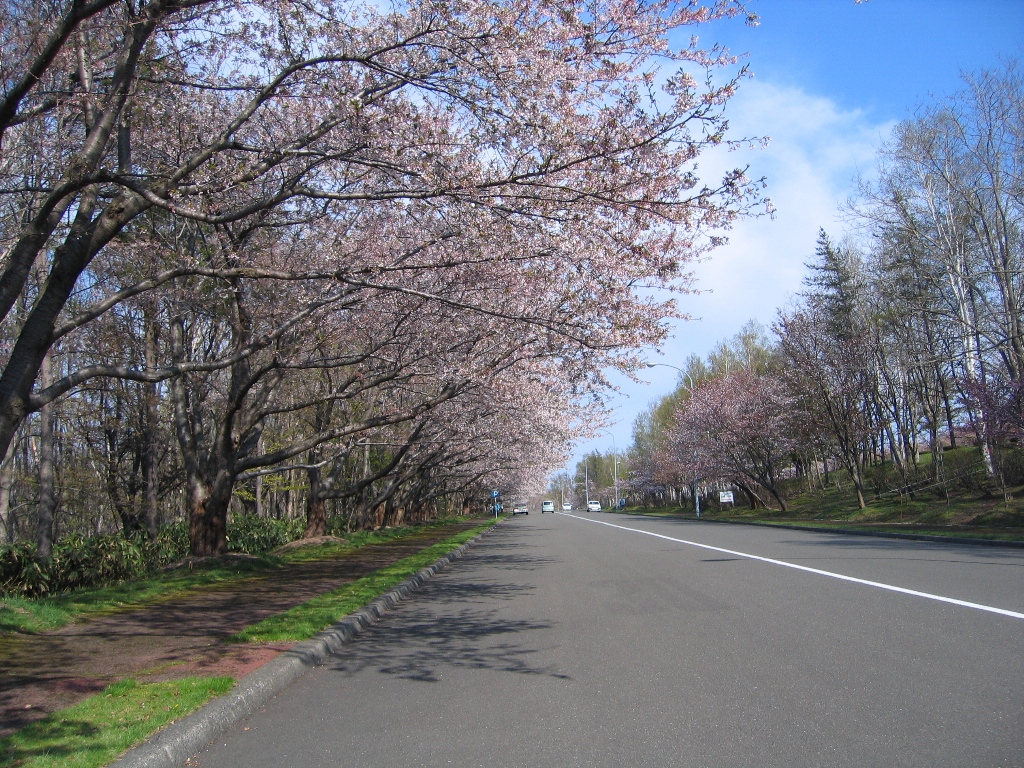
0,677,234,768
617,475,1024,543
0,517,479,636
231,520,497,643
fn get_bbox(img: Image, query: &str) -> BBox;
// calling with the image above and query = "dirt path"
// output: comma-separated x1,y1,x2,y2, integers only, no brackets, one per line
0,519,485,738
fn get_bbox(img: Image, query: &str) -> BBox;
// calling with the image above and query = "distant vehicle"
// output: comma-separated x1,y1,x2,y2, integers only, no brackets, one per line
561,502,572,512
587,500,602,512
512,505,528,515
541,500,555,513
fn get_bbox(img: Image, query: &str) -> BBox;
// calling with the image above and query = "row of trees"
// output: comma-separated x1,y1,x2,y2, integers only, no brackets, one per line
627,63,1024,512
0,0,764,555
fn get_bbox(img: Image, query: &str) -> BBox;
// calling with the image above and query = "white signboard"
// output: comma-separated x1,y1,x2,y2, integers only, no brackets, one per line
719,491,734,504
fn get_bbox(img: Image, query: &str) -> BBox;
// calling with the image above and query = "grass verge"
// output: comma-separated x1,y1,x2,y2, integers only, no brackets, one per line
706,517,1024,542
231,519,498,643
0,518,476,635
0,677,234,768
614,490,1024,543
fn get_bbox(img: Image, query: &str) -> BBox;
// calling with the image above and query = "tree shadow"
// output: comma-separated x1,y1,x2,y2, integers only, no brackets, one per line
324,544,567,684
326,602,567,683
0,714,101,763
466,529,563,572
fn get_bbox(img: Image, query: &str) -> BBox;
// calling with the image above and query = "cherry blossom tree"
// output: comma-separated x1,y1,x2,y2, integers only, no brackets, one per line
1,0,771,554
659,370,797,511
0,0,764,465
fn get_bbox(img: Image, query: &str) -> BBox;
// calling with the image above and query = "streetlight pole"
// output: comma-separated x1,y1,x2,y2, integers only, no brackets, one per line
584,461,590,507
613,453,619,510
645,362,694,394
610,433,618,511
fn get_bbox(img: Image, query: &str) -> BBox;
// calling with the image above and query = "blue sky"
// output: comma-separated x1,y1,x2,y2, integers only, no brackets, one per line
566,0,1024,473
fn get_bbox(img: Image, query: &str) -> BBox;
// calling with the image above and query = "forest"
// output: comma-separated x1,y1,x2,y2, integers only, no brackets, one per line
0,0,765,582
608,64,1024,518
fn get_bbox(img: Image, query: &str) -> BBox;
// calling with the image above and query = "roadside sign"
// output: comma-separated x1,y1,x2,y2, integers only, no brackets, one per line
719,491,734,504
491,490,500,498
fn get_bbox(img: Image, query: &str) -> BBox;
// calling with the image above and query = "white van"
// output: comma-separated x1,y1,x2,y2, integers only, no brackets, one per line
541,500,555,513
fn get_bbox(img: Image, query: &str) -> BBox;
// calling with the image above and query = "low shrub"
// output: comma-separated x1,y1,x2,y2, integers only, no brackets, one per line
0,516,306,598
994,445,1024,486
225,515,304,554
863,463,902,498
941,447,988,491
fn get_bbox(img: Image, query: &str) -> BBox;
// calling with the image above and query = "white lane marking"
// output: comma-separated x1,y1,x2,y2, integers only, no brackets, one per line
560,513,1024,621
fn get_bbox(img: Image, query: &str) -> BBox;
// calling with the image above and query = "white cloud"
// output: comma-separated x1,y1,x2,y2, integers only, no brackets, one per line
569,81,896,469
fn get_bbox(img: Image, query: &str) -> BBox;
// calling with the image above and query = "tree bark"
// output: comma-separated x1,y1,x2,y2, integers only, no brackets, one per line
141,307,160,540
303,464,328,537
36,352,56,558
0,439,17,544
187,471,231,557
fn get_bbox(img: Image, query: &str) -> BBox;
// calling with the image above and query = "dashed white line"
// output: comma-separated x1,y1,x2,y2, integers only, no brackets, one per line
561,513,1024,621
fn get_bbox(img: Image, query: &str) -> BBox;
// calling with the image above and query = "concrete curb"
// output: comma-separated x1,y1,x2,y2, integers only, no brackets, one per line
109,521,502,768
629,513,1024,549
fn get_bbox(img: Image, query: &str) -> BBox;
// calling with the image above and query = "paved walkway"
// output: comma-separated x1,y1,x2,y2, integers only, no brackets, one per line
0,519,483,738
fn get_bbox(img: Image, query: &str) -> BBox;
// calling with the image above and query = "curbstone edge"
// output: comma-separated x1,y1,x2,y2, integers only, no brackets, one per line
108,521,502,768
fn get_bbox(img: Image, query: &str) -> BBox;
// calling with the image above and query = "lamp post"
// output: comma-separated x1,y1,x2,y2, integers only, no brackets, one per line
613,453,618,509
584,461,590,507
610,433,618,511
644,362,695,394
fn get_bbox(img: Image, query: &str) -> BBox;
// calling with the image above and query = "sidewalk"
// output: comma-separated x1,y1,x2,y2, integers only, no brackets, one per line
0,519,484,739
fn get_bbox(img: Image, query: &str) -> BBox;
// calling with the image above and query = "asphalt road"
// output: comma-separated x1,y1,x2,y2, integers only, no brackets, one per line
191,513,1024,767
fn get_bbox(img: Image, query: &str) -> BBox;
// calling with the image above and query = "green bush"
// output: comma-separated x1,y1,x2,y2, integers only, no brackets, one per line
0,537,153,598
863,463,901,497
995,445,1024,485
226,515,304,553
941,447,988,491
0,516,306,598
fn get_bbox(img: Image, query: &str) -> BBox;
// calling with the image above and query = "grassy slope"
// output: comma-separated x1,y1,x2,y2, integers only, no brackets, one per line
625,463,1024,542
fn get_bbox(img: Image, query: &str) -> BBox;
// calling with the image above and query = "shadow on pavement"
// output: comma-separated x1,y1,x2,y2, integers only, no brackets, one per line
324,526,568,684
326,602,565,684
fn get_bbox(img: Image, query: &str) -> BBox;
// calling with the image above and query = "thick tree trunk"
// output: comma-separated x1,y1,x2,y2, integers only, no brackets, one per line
303,465,328,538
188,472,232,556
